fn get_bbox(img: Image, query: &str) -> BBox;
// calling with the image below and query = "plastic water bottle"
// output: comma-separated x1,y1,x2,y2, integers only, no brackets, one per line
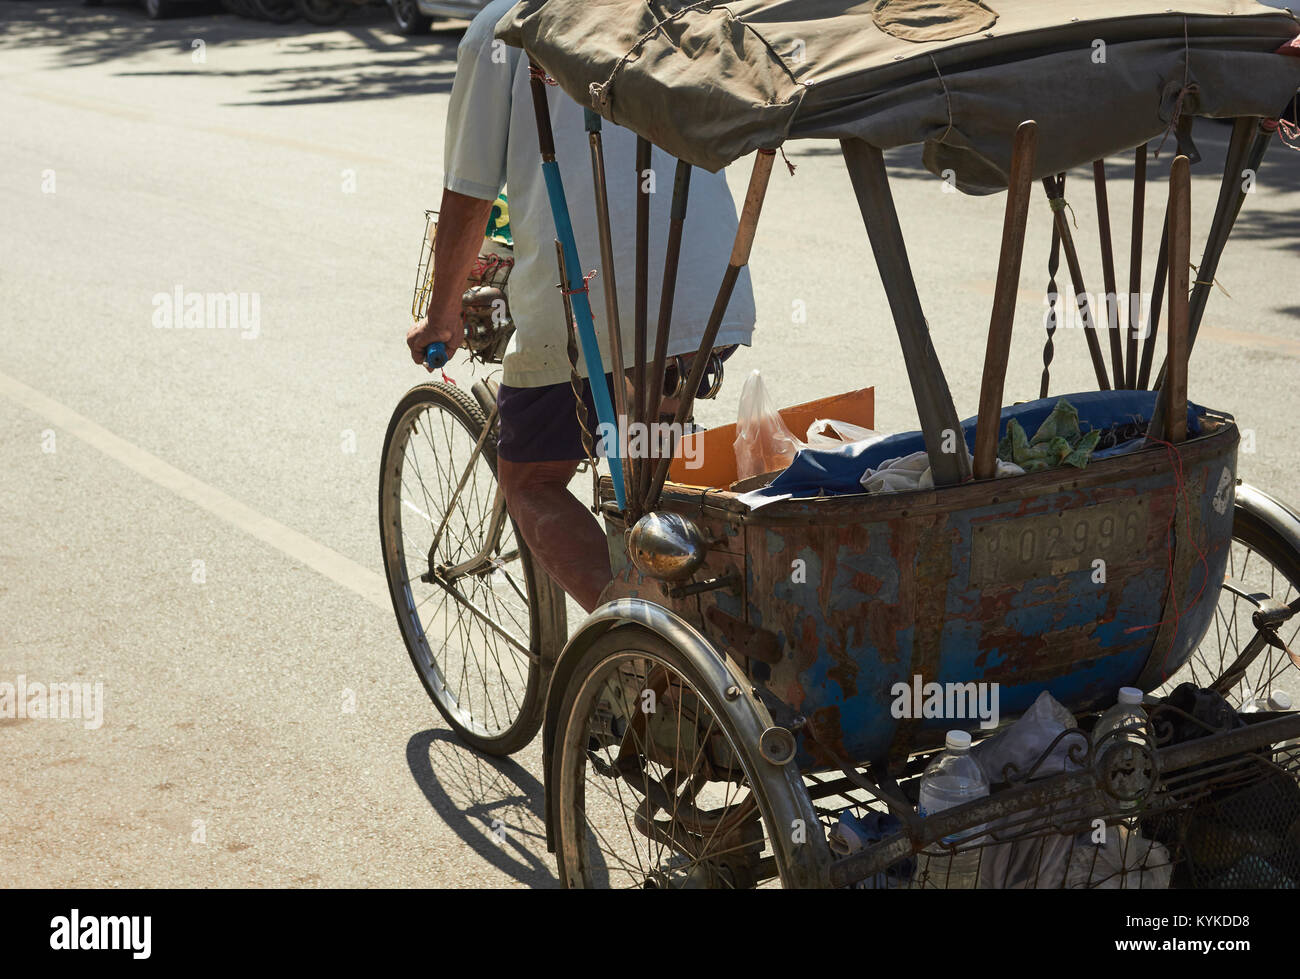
916,730,988,889
1092,687,1150,810
1251,691,1300,767
1241,690,1292,713
1093,687,1148,746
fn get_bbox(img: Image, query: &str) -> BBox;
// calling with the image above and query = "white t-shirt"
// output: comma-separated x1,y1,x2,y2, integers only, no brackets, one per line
443,0,756,389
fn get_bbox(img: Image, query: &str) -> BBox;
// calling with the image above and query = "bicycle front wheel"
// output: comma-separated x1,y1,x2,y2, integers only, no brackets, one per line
379,382,561,755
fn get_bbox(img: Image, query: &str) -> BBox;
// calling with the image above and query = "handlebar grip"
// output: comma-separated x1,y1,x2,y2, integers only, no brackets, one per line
424,342,447,369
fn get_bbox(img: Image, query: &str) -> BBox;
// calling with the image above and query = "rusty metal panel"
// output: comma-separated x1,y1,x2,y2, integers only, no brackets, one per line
969,496,1151,588
739,424,1237,772
608,422,1238,775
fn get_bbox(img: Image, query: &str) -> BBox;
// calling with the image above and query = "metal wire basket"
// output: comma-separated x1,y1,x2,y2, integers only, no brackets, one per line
411,209,517,365
813,696,1300,889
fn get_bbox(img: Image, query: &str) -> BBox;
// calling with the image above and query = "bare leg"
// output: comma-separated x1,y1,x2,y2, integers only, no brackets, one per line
498,457,612,613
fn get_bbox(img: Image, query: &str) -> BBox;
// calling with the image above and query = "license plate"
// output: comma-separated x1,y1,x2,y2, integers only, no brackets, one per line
969,497,1150,587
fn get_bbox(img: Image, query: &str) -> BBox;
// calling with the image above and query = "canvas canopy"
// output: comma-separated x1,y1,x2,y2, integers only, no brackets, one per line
497,0,1300,193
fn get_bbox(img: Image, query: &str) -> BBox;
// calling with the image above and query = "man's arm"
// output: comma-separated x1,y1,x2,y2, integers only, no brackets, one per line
406,189,495,368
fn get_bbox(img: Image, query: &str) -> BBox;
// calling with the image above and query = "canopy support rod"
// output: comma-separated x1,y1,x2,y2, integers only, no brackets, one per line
1137,208,1169,390
973,121,1038,482
585,109,633,517
1147,117,1266,433
642,159,692,505
1042,176,1111,390
1125,144,1147,389
1153,117,1268,388
1093,159,1126,387
1185,117,1263,353
841,139,970,487
527,61,626,510
644,150,775,509
1152,155,1191,445
632,137,652,512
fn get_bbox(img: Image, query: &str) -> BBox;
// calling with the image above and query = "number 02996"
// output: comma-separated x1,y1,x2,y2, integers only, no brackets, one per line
969,498,1150,587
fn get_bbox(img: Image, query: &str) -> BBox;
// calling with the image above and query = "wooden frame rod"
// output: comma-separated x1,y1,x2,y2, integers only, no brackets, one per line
632,137,652,509
841,138,970,487
1136,208,1169,390
1160,155,1192,444
1151,117,1268,395
585,110,633,514
1125,144,1147,389
641,159,692,505
643,150,776,509
1093,159,1126,387
973,121,1038,481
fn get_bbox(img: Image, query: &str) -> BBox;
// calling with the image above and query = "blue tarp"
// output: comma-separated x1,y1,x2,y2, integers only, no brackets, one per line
739,391,1211,509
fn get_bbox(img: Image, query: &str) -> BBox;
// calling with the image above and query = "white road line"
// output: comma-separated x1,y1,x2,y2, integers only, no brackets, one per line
0,368,391,611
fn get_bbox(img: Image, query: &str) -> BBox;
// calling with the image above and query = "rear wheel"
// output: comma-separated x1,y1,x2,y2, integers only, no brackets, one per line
552,626,826,888
379,382,559,756
1157,486,1300,708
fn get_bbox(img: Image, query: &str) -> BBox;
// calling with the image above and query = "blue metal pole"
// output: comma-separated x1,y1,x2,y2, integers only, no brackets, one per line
528,63,626,510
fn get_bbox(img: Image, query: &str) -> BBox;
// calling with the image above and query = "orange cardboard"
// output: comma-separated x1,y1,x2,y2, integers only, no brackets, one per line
667,386,875,489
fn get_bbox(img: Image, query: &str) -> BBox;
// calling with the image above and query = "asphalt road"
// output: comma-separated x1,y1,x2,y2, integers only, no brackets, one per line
2,1,1299,887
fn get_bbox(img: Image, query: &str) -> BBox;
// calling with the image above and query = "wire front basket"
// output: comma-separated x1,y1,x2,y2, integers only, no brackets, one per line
411,210,517,365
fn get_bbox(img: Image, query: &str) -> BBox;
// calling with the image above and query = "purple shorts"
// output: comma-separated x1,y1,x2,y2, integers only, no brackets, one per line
496,347,736,464
496,376,615,464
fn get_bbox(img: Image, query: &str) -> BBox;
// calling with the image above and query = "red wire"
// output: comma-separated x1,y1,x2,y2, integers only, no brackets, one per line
561,268,599,297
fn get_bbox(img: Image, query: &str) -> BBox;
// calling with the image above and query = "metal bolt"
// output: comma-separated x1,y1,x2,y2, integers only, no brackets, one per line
725,685,742,701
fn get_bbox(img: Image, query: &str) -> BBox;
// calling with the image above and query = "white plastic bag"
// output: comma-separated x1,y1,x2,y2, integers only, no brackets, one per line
805,417,882,449
733,370,803,481
973,690,1083,782
973,691,1088,889
860,450,1023,495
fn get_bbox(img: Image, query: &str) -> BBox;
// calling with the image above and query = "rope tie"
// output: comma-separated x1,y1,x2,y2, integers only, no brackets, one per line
592,0,718,109
1154,19,1197,160
1189,262,1231,298
1047,194,1079,228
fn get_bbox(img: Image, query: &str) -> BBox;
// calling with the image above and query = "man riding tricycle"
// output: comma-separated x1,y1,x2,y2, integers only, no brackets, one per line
383,0,1300,888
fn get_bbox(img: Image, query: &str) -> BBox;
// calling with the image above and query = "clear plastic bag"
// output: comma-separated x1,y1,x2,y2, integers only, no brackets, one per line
733,370,803,481
805,417,881,448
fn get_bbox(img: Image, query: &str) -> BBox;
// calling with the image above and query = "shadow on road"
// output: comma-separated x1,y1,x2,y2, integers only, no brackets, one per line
0,0,465,105
405,728,558,888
